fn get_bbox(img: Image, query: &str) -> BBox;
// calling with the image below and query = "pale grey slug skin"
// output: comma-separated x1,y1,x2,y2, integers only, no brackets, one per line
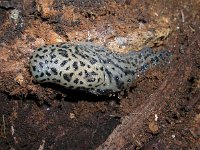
30,42,170,95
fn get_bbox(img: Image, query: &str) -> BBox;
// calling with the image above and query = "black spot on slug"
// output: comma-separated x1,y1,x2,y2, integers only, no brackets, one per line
69,73,74,77
58,49,68,57
74,46,80,54
45,71,51,76
80,61,85,66
54,60,58,64
35,54,39,58
114,76,124,89
51,67,58,75
37,48,43,51
71,54,77,58
138,54,142,59
63,73,73,82
43,49,48,53
140,64,149,71
39,62,44,68
105,68,112,83
132,63,136,67
154,56,159,63
74,78,79,84
84,70,89,77
69,86,74,89
32,66,36,71
150,58,155,63
78,72,83,76
62,45,69,49
51,48,56,52
39,55,45,59
144,54,148,59
60,60,67,67
66,66,70,70
134,58,138,63
73,62,78,71
67,48,72,52
85,54,89,58
97,78,101,83
79,54,86,59
87,78,95,82
90,58,97,64
51,44,56,48
50,52,56,59
91,71,98,76
63,73,72,82
40,72,44,77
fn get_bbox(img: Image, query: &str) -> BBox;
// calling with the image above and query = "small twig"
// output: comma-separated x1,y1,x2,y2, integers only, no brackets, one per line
131,113,142,115
91,117,100,148
2,115,6,135
38,139,45,150
11,125,15,136
180,10,185,23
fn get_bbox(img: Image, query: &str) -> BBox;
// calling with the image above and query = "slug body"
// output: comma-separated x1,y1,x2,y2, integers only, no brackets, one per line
30,42,170,95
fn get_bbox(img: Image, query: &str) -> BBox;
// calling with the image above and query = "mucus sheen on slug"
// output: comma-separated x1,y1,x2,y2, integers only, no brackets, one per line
30,42,171,95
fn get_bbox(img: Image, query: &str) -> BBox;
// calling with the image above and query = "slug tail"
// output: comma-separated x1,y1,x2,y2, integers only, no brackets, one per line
129,47,172,74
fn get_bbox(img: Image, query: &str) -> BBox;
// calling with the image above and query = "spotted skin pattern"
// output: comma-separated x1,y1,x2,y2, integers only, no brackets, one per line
30,42,170,95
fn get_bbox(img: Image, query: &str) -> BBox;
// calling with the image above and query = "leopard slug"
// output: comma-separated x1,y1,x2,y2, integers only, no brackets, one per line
30,42,170,95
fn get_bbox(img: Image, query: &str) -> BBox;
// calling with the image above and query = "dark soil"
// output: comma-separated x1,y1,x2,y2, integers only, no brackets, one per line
0,0,199,149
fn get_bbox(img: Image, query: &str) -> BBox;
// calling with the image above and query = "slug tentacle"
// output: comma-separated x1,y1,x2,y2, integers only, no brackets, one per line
30,42,171,95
